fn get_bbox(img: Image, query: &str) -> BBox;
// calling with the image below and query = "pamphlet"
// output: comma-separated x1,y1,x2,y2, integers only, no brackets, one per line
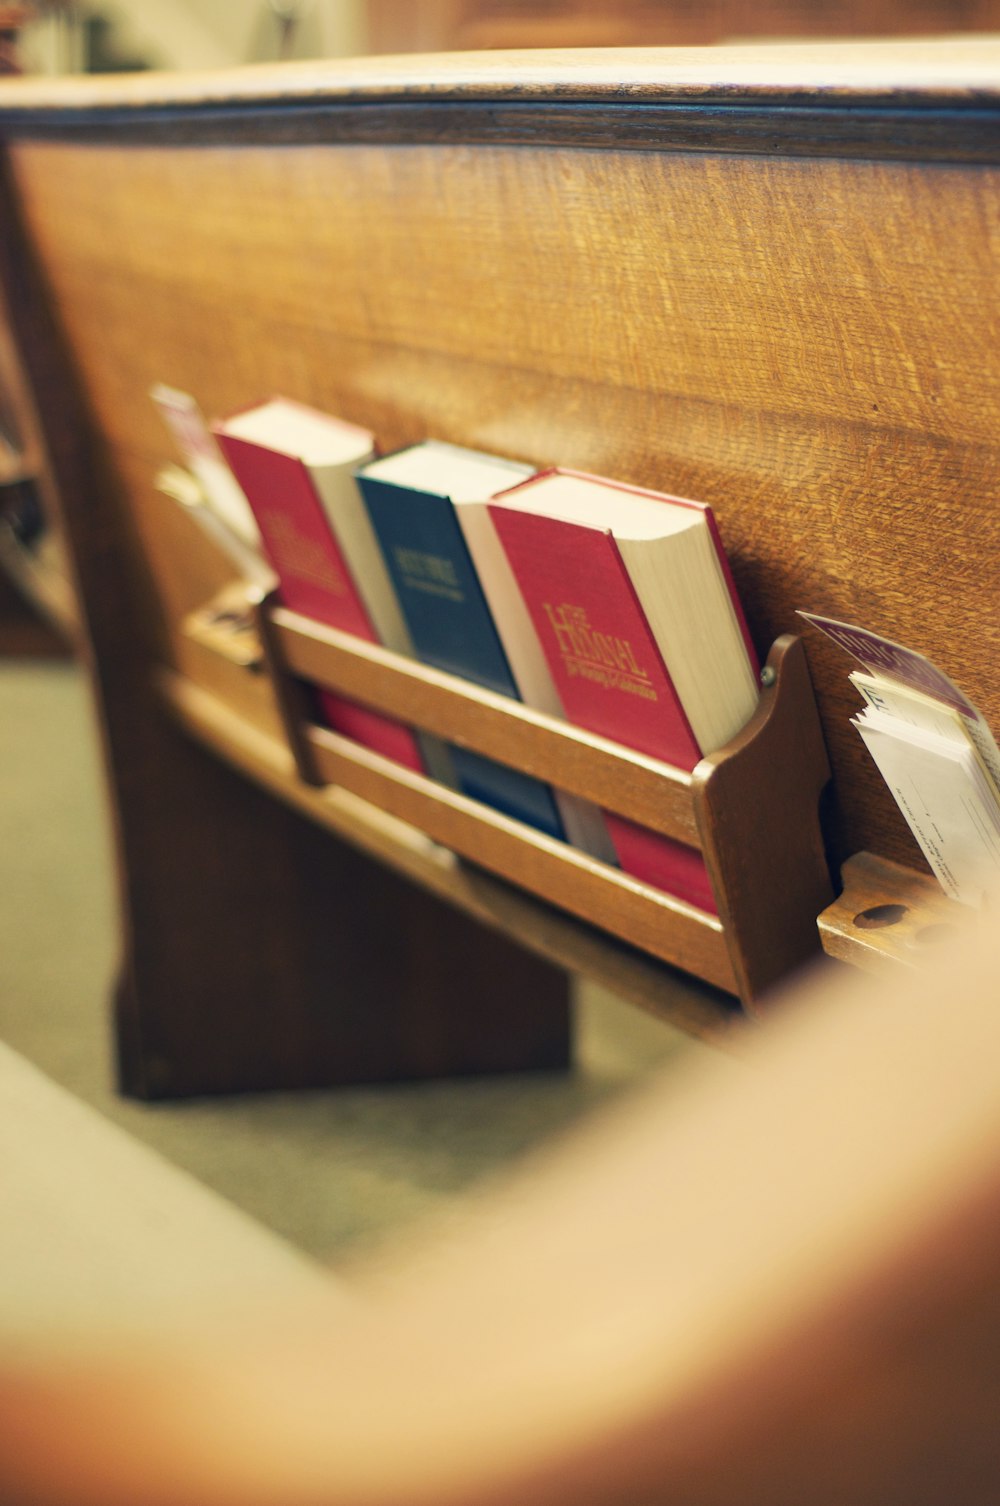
799,612,1000,907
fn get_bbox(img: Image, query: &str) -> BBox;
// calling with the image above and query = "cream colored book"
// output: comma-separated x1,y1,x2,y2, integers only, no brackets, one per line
851,668,1000,799
151,383,262,549
213,397,411,653
853,707,1000,907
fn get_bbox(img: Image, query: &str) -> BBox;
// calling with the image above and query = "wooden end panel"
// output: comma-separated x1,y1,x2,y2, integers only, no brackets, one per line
694,636,834,1006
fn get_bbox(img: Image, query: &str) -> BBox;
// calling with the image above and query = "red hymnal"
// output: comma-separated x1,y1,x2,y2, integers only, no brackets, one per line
490,469,759,912
214,401,424,772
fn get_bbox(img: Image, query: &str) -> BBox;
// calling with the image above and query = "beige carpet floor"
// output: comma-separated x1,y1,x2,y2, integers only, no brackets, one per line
0,656,712,1268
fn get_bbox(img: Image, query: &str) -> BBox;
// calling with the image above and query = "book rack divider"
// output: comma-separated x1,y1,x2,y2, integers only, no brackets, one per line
256,594,835,1009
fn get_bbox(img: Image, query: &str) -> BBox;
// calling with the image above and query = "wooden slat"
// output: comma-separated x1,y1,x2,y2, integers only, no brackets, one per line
4,44,1000,161
306,723,737,995
272,606,700,847
269,619,834,1005
694,635,834,1004
3,100,999,163
157,666,741,1040
2,44,987,1062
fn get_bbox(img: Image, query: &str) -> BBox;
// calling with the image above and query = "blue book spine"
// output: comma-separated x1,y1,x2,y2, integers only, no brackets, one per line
357,473,566,841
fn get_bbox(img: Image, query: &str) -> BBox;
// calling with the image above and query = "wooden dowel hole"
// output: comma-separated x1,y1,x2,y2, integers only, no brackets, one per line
853,903,909,930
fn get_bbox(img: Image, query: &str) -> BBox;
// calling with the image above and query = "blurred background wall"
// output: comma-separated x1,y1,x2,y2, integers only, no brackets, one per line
9,0,1000,77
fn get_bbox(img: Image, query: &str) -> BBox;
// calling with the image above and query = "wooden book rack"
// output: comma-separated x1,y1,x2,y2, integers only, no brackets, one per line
259,600,831,1006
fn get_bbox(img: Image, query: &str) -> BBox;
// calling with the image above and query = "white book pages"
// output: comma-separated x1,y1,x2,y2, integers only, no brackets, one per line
490,470,758,756
361,440,530,501
854,708,1000,907
851,669,1000,800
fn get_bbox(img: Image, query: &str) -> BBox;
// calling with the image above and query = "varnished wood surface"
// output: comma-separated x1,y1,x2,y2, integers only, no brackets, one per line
265,611,829,1004
694,636,833,1004
2,43,1000,160
6,907,1000,1506
3,94,996,880
304,721,737,994
0,101,996,163
273,606,699,846
1,46,995,1068
159,666,740,1044
818,850,969,974
0,133,572,1098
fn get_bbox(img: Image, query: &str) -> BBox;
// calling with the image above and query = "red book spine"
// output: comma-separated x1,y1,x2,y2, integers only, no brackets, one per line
216,433,423,773
313,693,425,774
505,466,758,676
214,435,373,634
489,504,716,913
487,509,702,766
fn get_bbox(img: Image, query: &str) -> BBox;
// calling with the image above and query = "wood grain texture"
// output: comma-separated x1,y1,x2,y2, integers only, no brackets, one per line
272,606,699,845
262,613,829,1003
0,140,571,1099
1,47,995,1056
159,667,740,1044
818,849,969,974
694,636,834,1005
305,721,737,994
6,117,996,881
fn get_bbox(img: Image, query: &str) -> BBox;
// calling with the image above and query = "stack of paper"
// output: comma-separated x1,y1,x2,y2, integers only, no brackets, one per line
801,614,1000,908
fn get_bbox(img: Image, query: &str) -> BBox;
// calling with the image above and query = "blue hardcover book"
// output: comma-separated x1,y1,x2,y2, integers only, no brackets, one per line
356,441,567,840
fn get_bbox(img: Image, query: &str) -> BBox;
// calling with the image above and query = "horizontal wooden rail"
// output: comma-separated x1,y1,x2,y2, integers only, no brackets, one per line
271,605,701,848
264,613,830,1005
157,666,741,1040
305,722,737,994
